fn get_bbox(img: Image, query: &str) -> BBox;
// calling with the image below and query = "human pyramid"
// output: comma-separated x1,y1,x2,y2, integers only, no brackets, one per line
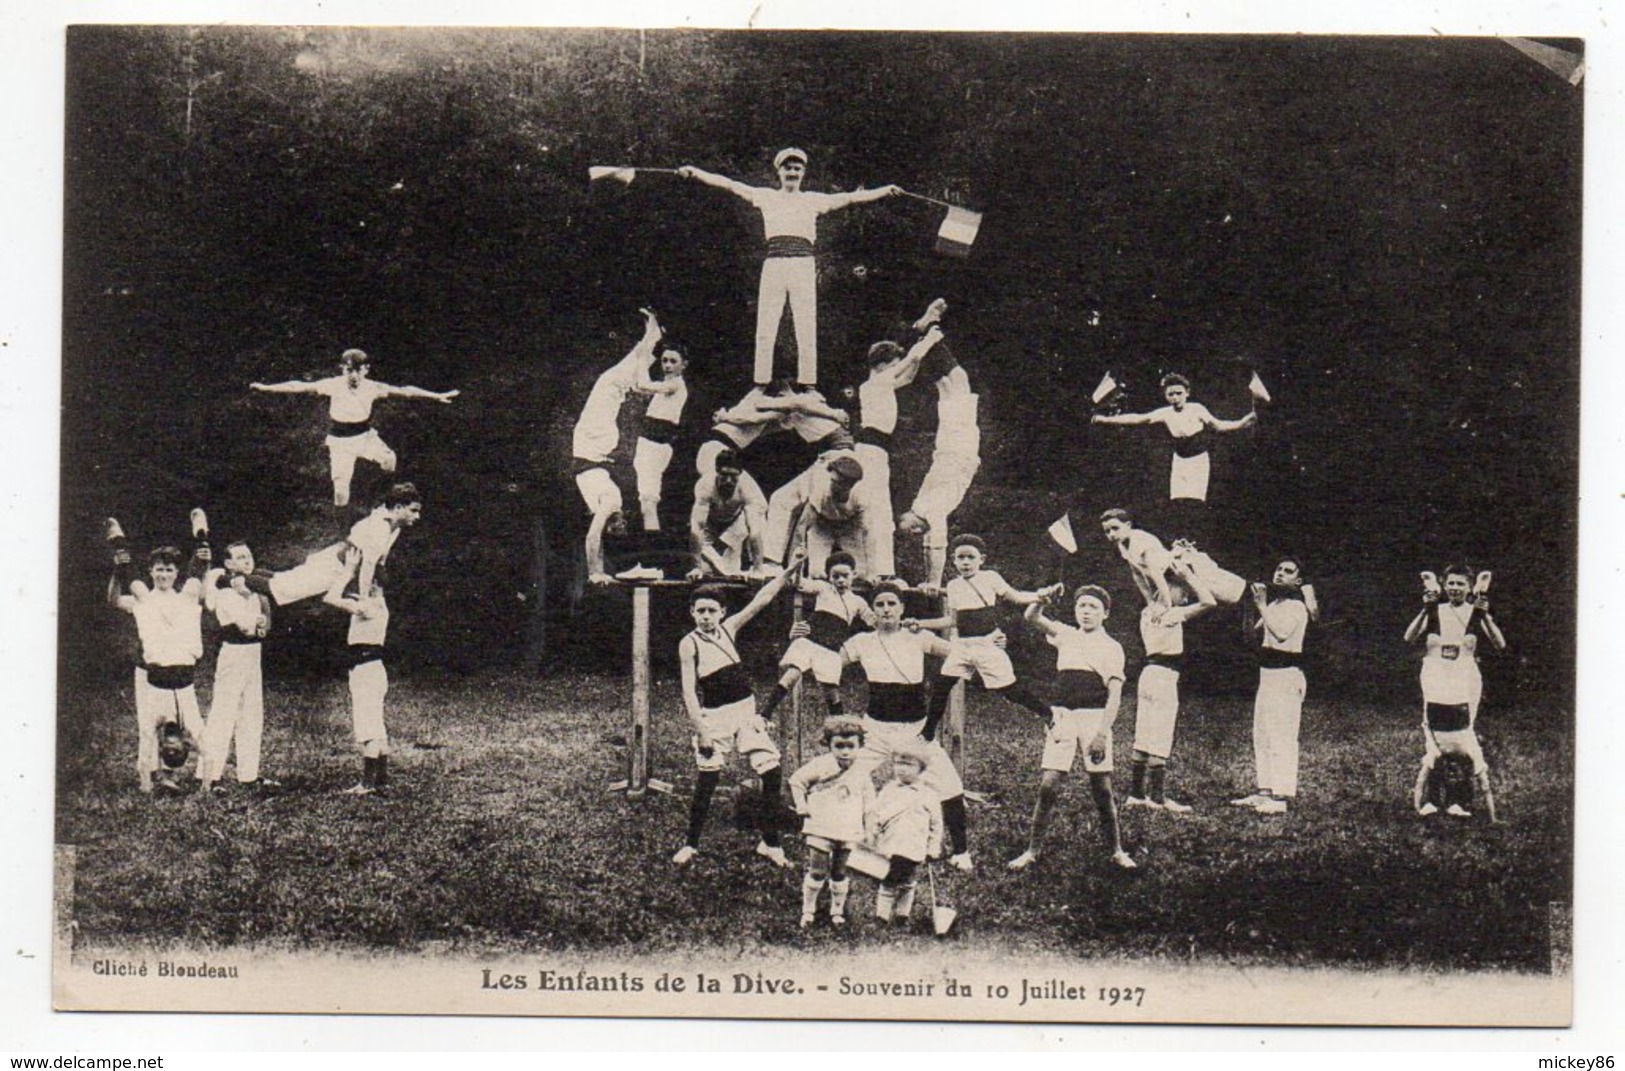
100,146,1510,935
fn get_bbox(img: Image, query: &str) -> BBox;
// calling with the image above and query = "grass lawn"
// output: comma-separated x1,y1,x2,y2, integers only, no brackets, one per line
55,663,1571,974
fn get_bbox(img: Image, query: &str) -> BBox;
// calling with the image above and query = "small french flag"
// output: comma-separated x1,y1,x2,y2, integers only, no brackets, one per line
1047,513,1078,555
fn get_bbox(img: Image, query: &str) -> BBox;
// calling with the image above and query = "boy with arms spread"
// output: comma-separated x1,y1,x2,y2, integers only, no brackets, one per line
673,547,807,868
679,149,899,387
1007,585,1135,871
1403,565,1505,820
1090,372,1255,505
788,716,876,929
251,348,457,508
760,550,874,722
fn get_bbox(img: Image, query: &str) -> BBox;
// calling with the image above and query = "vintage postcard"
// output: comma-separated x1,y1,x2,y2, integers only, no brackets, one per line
49,16,1582,1027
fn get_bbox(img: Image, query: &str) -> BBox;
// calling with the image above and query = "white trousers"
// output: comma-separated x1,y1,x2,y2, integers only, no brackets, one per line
349,657,390,747
133,667,204,776
202,643,264,782
854,443,895,575
755,257,817,385
1252,666,1306,797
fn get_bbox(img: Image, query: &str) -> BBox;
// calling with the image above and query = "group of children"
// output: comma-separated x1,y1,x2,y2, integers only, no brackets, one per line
107,343,453,798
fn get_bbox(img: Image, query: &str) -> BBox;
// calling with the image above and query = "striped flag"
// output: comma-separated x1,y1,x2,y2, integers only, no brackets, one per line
933,206,983,257
1047,513,1078,555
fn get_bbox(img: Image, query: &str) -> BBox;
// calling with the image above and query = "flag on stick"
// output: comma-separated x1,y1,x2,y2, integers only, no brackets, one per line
1091,371,1120,407
588,166,638,185
1501,37,1585,85
933,205,983,257
1248,371,1272,405
1047,513,1078,555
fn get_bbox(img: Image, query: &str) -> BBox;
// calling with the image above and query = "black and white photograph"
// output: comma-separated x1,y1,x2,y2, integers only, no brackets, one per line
15,0,1614,1039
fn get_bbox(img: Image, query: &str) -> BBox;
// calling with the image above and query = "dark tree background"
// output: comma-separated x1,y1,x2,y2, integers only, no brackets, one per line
60,28,1580,710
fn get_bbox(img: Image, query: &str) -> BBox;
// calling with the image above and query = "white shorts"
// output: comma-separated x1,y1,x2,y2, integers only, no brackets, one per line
326,429,396,486
779,637,844,686
1132,662,1181,759
692,698,781,774
941,634,1014,690
909,450,980,547
1169,450,1210,502
853,716,964,799
1425,726,1488,776
349,656,389,746
575,466,623,516
633,438,674,500
1042,708,1114,774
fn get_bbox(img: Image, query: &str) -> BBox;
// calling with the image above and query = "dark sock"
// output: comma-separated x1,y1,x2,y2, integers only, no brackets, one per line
362,755,378,787
923,679,954,741
1130,758,1147,798
686,770,720,848
822,687,843,717
375,754,389,788
759,768,784,847
1148,765,1167,804
1088,776,1120,851
941,794,969,856
760,684,789,719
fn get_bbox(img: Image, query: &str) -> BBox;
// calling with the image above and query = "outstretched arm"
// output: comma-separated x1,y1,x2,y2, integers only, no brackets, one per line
677,165,756,200
379,382,459,404
1003,582,1064,610
1207,408,1258,434
727,546,807,633
250,379,323,395
1023,600,1063,638
1091,409,1159,427
884,325,943,389
824,184,901,209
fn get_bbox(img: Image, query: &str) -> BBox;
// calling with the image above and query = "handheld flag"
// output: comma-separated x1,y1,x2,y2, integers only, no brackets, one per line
1501,38,1585,86
1047,513,1078,555
934,205,983,257
588,166,638,185
1091,371,1120,407
1248,371,1272,405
